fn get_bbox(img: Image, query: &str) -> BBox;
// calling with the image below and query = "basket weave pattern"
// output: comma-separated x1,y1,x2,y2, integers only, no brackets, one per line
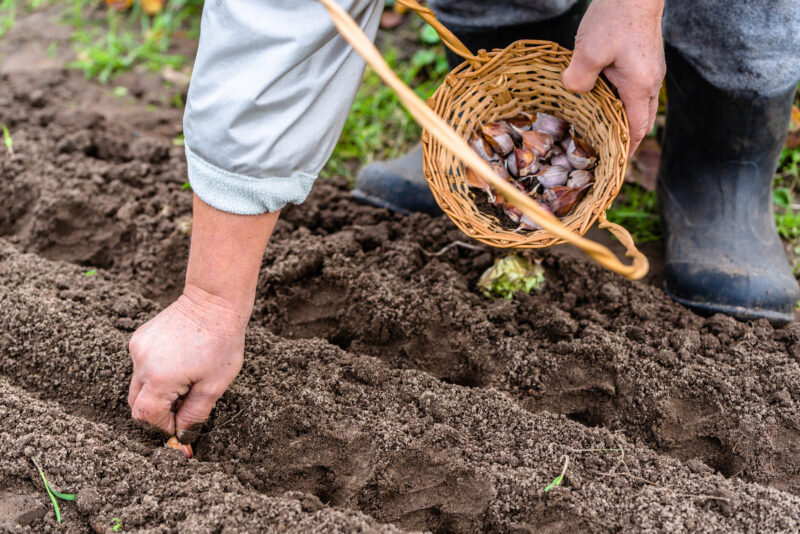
423,40,630,248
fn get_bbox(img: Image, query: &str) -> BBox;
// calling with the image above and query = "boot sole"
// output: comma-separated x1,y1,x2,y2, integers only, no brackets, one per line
663,284,795,325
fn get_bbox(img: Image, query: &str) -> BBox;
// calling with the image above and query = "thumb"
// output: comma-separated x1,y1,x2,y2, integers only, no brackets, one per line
175,385,219,444
562,46,607,94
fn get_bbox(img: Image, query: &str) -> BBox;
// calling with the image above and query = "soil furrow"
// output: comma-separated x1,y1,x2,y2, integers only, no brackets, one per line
2,241,800,533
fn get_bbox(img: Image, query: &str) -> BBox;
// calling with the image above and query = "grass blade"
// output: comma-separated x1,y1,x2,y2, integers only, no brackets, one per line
31,458,77,524
2,124,12,155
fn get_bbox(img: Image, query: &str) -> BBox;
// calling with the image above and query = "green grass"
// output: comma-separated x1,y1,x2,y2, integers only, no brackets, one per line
65,0,202,83
31,458,76,525
605,183,662,243
322,44,449,182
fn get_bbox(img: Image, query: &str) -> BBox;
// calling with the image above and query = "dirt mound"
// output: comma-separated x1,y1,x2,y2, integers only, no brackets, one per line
2,67,800,532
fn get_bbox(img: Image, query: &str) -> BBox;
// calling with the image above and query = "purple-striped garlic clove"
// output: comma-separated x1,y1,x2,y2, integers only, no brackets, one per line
481,122,516,155
535,165,569,188
550,152,571,170
533,112,569,141
542,183,593,217
470,133,498,162
564,135,597,170
566,169,593,189
504,112,534,131
515,148,539,178
521,130,554,158
506,152,519,178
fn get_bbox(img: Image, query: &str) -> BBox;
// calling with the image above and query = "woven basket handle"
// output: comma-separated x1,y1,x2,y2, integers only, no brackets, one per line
393,0,483,68
318,0,649,280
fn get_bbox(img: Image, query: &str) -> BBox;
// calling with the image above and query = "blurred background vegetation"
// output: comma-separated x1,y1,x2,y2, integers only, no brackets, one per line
2,0,800,273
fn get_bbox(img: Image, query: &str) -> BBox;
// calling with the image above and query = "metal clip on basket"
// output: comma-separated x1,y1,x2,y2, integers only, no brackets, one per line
318,0,649,280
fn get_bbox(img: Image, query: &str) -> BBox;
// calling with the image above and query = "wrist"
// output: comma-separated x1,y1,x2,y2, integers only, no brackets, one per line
177,283,252,336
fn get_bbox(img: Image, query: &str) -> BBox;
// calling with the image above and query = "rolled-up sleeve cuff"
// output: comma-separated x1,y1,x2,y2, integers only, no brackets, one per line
185,144,317,215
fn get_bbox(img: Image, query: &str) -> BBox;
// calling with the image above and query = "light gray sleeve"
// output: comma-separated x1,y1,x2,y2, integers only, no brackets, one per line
183,0,382,215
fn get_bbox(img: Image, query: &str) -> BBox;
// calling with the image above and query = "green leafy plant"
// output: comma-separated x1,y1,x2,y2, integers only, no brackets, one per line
477,255,545,300
31,458,76,525
323,44,448,181
83,268,97,276
773,186,800,240
181,181,191,190
0,0,16,39
112,517,123,531
545,456,569,493
605,183,662,242
66,0,202,83
2,124,12,155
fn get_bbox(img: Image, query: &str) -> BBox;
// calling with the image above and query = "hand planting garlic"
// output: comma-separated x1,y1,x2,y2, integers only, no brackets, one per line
464,112,597,231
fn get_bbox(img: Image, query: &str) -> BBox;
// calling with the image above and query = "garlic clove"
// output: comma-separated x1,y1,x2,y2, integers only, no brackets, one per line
504,112,534,131
550,152,571,170
166,436,193,458
564,135,597,170
490,162,511,181
566,169,593,189
506,152,519,178
535,165,569,188
515,148,539,178
481,122,516,155
521,130,554,158
532,112,569,141
504,205,523,223
470,133,498,162
542,183,593,217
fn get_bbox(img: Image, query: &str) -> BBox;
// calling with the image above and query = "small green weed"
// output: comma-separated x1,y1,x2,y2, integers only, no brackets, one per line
0,0,17,39
2,124,13,155
66,0,202,83
477,255,545,300
83,268,97,276
112,517,123,532
181,181,191,190
31,458,76,525
605,184,662,243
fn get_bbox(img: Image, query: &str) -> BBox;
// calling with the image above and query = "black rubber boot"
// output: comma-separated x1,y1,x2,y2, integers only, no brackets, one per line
353,2,588,215
658,44,800,324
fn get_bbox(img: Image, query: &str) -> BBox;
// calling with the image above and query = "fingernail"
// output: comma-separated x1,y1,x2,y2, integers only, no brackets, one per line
176,422,205,445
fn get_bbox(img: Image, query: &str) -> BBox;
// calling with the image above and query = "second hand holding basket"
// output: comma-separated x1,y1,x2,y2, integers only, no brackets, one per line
318,0,649,280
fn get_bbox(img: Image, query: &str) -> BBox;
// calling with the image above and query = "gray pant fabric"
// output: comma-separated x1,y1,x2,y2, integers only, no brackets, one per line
430,0,800,96
428,0,577,29
663,1,800,96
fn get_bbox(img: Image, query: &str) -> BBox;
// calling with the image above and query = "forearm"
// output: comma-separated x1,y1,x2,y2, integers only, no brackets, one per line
183,194,279,330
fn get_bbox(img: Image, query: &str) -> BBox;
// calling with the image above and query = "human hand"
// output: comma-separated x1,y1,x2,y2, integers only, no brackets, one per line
562,0,665,157
128,284,246,443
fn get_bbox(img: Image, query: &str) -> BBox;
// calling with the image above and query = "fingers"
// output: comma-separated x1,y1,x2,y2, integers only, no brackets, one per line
175,384,221,443
131,383,177,435
619,87,654,158
562,39,609,94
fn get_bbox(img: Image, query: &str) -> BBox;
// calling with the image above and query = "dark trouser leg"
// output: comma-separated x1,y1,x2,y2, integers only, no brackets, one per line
353,2,588,215
657,44,800,324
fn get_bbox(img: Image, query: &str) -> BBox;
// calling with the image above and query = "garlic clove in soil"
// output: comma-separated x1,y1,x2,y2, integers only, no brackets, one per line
542,183,593,217
532,112,568,141
166,436,193,458
564,135,597,170
481,122,516,156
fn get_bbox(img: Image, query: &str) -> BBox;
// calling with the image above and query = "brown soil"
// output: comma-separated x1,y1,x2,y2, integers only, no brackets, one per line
2,35,800,534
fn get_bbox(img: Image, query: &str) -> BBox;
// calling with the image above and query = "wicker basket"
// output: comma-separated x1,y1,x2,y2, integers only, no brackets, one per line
319,0,649,280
